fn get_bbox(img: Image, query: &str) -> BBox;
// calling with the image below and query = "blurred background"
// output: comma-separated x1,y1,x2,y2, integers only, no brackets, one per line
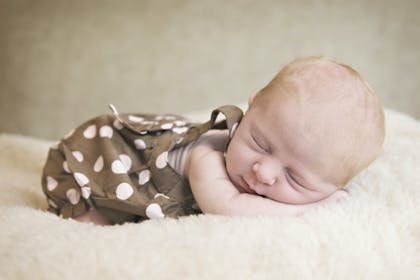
1,0,419,140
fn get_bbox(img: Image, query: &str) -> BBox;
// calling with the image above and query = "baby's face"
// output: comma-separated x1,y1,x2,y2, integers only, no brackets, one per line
225,91,344,204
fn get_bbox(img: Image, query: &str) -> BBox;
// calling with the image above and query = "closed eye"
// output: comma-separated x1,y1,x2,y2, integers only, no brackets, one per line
251,133,269,153
286,169,305,190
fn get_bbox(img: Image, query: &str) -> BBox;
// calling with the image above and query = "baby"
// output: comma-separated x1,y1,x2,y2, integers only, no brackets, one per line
41,56,385,225
189,57,385,217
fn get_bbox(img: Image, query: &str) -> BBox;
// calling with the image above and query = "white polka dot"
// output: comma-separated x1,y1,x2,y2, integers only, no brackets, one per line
134,139,146,150
139,130,148,135
164,115,176,120
116,183,134,200
99,125,113,138
46,176,58,191
141,120,154,125
74,172,89,187
72,151,84,162
113,119,123,130
66,188,80,205
138,169,151,185
48,199,58,208
128,115,144,123
81,186,91,199
155,151,168,169
230,122,239,138
172,127,189,134
154,193,170,199
161,123,173,129
83,125,97,139
155,115,163,121
63,161,71,173
111,154,132,174
174,120,186,126
93,156,104,172
146,203,165,219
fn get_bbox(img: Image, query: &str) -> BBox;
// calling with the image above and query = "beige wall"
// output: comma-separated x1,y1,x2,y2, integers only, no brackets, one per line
1,0,419,140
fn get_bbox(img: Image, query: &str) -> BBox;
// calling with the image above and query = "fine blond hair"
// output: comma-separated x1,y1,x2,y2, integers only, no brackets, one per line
258,56,385,186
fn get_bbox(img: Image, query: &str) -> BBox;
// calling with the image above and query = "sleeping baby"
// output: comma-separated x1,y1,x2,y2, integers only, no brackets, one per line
41,56,385,225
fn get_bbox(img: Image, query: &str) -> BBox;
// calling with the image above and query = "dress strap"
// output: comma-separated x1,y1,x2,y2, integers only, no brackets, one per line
180,105,244,144
204,105,243,135
194,105,243,151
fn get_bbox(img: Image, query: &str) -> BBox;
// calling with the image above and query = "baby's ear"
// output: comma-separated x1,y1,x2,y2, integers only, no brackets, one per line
248,92,258,107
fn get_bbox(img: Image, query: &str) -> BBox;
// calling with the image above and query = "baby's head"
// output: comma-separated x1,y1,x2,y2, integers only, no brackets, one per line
225,56,385,204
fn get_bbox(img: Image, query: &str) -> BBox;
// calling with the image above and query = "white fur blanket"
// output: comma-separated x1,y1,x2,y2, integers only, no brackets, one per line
0,109,419,279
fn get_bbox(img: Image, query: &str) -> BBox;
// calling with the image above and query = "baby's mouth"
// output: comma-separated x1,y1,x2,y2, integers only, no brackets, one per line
240,176,257,195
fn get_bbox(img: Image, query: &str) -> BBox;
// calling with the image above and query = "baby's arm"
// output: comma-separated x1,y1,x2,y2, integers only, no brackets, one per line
188,132,344,217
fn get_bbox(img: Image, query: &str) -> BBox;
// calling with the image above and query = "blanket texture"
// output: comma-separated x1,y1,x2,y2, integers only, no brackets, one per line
0,109,419,279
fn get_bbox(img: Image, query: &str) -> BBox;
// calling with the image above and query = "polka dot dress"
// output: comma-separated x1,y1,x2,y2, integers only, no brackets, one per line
41,105,243,224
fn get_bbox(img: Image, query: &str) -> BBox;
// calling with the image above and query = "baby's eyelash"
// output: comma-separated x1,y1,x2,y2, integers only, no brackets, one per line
251,134,269,152
286,169,304,188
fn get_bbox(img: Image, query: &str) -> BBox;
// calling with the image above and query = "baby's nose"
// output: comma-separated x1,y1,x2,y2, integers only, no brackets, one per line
252,163,276,186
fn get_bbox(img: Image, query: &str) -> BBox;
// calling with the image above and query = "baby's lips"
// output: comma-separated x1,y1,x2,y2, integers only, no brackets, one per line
240,176,258,195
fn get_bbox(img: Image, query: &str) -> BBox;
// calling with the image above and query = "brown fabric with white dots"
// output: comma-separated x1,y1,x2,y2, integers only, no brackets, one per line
41,105,243,224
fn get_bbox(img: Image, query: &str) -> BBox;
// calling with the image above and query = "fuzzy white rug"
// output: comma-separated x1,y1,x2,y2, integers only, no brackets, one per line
0,109,419,279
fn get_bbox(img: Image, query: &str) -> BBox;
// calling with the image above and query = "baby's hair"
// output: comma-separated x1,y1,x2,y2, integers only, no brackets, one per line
258,56,385,186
